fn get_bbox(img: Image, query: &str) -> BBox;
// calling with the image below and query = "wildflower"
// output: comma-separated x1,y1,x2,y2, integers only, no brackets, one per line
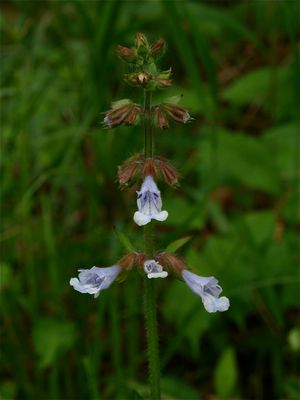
134,175,168,226
70,265,121,298
144,259,168,279
181,269,230,313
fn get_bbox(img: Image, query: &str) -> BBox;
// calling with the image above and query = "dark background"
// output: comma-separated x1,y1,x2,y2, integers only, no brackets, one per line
1,1,299,399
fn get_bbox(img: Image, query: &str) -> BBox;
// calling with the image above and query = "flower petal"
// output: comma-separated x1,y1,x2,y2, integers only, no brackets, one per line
147,271,168,279
153,210,168,222
203,295,230,313
134,211,151,226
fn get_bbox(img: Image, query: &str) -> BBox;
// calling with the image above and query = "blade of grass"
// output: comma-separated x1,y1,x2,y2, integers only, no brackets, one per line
160,0,205,105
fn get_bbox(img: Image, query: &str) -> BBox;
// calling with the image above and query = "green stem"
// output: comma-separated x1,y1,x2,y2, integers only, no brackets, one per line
144,90,153,158
143,89,161,400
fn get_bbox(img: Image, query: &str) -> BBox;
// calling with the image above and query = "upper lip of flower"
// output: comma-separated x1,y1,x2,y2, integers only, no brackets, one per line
181,269,230,313
133,176,168,226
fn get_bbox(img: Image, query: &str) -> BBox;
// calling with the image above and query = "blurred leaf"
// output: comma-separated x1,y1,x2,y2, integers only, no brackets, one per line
243,211,275,246
284,188,300,225
166,197,207,229
214,347,238,398
262,122,298,179
223,66,289,106
0,262,13,292
165,236,191,253
187,2,262,49
200,128,279,193
222,65,295,121
33,319,76,369
163,280,211,358
160,0,205,104
161,376,199,399
114,229,135,252
0,381,17,400
288,328,300,352
130,389,144,400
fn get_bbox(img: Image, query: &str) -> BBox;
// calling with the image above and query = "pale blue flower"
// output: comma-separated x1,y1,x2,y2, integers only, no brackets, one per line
182,269,230,313
144,259,168,279
70,265,121,298
134,176,168,226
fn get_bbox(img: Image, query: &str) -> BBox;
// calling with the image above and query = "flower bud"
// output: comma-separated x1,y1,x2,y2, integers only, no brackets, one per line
124,72,152,87
135,32,149,52
103,100,142,128
150,38,165,57
161,103,191,123
118,155,180,187
137,72,151,85
157,68,172,80
116,45,136,63
153,107,169,129
156,157,180,186
156,79,172,88
125,105,141,125
118,153,144,185
118,252,147,271
142,158,159,179
155,252,187,274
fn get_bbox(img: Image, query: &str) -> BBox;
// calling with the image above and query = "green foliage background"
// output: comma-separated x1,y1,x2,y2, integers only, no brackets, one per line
1,1,299,399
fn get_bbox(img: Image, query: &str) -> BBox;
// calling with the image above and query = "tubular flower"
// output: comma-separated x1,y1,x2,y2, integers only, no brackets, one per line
133,175,168,226
70,265,121,298
181,270,230,313
144,259,168,279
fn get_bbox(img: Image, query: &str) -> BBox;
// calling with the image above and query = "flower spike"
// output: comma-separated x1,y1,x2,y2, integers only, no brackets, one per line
134,175,168,226
181,269,230,313
70,265,121,298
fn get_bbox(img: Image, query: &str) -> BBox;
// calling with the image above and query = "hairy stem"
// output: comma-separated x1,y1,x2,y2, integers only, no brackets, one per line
143,89,161,400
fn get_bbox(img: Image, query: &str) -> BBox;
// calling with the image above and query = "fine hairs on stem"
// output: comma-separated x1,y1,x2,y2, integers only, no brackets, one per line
70,32,230,399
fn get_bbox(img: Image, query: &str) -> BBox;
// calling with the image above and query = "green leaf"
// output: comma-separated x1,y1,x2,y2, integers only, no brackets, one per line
222,65,295,121
161,376,199,399
0,262,13,292
223,66,289,106
111,99,132,109
199,128,279,194
262,122,298,179
214,347,238,398
243,211,275,246
288,328,300,352
165,236,191,253
33,319,76,369
164,94,183,105
114,229,135,252
163,280,211,359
